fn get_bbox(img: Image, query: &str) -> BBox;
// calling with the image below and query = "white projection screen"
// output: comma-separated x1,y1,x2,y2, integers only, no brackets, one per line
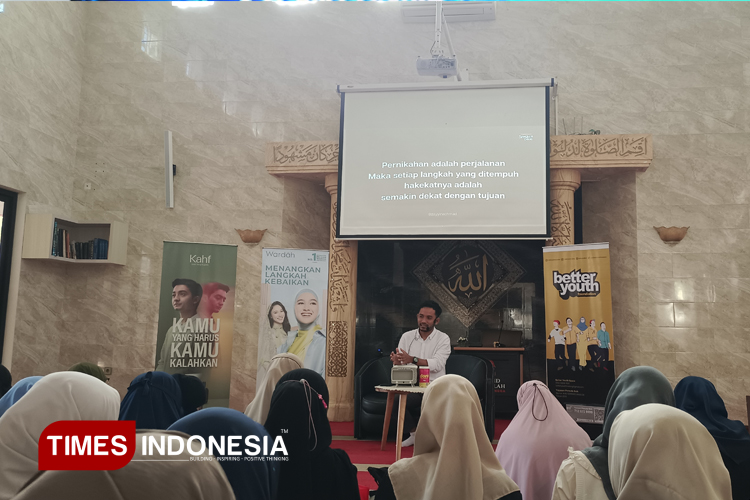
337,80,552,239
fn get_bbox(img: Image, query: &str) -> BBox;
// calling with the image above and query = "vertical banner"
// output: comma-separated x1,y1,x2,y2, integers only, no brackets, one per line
155,241,237,408
257,248,329,387
543,243,615,424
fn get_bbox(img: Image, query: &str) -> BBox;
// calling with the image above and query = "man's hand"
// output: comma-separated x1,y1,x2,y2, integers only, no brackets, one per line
396,348,412,365
389,351,399,365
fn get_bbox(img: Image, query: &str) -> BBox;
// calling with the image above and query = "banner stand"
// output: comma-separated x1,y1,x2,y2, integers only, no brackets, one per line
543,242,615,425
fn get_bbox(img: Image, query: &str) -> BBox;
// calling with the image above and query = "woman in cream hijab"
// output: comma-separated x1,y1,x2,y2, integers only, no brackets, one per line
551,366,675,500
0,372,120,500
12,430,235,500
608,404,732,500
245,353,302,424
376,375,520,500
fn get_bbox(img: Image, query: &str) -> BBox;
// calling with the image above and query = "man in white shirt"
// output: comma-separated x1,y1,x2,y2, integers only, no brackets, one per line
390,300,451,447
547,319,566,371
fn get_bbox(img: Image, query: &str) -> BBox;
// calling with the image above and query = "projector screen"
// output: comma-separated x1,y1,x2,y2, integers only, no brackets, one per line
337,81,551,239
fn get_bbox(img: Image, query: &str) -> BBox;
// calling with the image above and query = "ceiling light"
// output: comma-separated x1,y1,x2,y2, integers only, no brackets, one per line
172,1,214,8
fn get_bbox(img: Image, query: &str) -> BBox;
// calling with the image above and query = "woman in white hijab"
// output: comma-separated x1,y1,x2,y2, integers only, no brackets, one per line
608,404,732,500
245,353,302,424
11,430,236,500
373,375,521,500
0,372,120,500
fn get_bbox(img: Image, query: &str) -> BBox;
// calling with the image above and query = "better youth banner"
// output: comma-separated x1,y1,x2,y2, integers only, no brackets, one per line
155,241,237,407
258,248,329,387
543,243,615,424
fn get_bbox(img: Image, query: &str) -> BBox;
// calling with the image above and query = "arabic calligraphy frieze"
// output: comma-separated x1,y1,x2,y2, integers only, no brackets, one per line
550,136,649,160
549,199,573,246
272,142,339,166
414,241,525,327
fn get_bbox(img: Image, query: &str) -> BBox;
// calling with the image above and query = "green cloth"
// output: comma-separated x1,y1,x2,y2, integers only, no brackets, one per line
596,329,610,348
68,362,108,382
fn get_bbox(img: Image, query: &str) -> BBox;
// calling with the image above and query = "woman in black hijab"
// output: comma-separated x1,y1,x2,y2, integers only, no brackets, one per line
264,369,359,500
675,376,750,500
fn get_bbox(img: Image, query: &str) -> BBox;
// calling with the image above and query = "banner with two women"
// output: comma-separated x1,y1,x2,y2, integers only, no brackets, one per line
257,248,330,389
154,241,238,408
543,243,615,424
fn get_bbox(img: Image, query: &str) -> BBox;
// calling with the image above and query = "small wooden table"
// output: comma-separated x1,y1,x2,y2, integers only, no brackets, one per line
376,385,427,461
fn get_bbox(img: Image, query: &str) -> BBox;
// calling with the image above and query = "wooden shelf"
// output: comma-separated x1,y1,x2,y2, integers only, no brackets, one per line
21,214,128,265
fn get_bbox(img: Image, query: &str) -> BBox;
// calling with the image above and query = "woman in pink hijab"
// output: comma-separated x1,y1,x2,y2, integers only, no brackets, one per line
495,381,591,500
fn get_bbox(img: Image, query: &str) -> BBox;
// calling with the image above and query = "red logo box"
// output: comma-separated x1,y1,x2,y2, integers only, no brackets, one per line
39,420,136,471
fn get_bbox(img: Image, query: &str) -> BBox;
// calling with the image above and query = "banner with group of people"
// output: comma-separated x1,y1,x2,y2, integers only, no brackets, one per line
257,248,330,387
154,241,238,408
543,243,615,424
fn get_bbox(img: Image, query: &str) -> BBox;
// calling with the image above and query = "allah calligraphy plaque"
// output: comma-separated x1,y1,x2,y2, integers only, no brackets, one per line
413,241,525,327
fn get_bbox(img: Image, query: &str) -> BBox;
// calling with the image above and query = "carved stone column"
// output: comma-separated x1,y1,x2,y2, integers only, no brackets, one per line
548,169,581,246
324,173,358,421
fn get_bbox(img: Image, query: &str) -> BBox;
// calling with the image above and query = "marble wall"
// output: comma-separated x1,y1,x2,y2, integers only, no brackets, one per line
6,2,750,420
0,3,86,373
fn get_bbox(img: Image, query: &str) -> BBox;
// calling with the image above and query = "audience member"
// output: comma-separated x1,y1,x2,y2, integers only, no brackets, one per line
608,404,732,499
0,365,11,398
0,376,42,418
11,430,235,500
0,372,120,500
173,374,208,415
245,353,302,424
170,408,278,500
496,381,591,500
119,371,183,430
374,375,521,500
675,376,750,500
552,366,675,500
265,370,359,500
68,362,108,383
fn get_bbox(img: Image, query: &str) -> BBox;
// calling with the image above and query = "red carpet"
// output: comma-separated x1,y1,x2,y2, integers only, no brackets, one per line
332,419,512,494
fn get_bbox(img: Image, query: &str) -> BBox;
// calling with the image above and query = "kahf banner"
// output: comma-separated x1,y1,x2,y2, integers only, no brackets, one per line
543,242,615,424
258,248,329,387
155,241,237,408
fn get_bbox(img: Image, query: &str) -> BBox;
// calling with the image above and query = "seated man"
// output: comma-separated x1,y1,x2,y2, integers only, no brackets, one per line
389,300,451,447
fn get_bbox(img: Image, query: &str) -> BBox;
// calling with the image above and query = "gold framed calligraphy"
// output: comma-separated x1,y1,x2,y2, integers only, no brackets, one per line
413,241,525,327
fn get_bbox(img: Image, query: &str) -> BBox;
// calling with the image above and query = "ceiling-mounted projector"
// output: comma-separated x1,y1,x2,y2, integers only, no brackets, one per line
416,56,458,78
416,1,463,81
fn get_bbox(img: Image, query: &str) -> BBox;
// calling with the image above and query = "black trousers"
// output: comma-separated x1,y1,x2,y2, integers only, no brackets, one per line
587,344,598,364
388,393,423,440
598,347,609,362
566,344,577,368
554,344,565,368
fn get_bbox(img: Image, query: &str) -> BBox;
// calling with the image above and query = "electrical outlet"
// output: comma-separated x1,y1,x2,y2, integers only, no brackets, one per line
103,366,113,376
84,182,92,190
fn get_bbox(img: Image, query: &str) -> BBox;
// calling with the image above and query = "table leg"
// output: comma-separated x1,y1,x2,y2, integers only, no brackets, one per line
395,393,407,461
519,352,524,384
380,392,395,451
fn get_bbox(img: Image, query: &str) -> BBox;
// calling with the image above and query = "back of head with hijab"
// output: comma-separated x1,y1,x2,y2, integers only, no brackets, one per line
389,374,520,500
675,376,750,500
244,353,302,424
173,374,208,415
68,362,108,383
0,376,43,418
119,371,183,430
0,365,11,398
169,407,278,500
264,369,359,500
0,371,120,500
12,430,236,500
581,365,675,500
675,376,750,465
496,381,591,500
608,404,732,500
